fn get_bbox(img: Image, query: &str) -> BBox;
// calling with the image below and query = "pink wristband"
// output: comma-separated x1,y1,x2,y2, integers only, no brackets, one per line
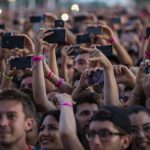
107,37,116,44
56,78,63,88
32,55,43,61
61,102,73,107
145,51,150,58
46,70,54,79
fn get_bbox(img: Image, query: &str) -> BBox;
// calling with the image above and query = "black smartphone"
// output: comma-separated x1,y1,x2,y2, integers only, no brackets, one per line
146,27,150,38
43,29,65,43
96,45,113,57
29,15,45,23
87,27,102,35
76,33,91,44
110,17,121,24
1,36,24,49
144,66,150,74
74,15,87,22
0,24,5,30
10,56,32,70
89,69,104,85
55,20,64,28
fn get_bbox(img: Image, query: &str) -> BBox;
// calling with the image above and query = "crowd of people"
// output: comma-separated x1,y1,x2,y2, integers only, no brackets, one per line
0,4,150,150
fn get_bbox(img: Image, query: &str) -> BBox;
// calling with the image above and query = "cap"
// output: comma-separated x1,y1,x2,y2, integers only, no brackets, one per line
91,105,131,134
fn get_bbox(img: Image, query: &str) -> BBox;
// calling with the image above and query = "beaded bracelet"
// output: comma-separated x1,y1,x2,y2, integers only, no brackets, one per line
3,73,13,80
32,55,43,61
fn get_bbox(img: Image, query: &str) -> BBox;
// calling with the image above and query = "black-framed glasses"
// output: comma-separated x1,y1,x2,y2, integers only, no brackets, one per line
86,129,125,141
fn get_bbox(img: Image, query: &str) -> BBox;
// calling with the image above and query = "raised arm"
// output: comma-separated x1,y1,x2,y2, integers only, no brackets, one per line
56,93,84,150
32,30,56,112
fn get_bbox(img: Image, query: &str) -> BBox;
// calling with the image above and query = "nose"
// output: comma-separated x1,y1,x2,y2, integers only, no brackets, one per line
0,116,8,127
93,134,102,145
137,129,145,138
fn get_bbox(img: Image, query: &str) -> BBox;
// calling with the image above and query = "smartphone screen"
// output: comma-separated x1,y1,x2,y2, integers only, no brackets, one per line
96,45,113,57
1,36,24,49
55,20,64,28
0,24,5,30
89,69,104,85
76,34,91,44
74,15,87,22
110,17,121,24
146,27,150,38
87,27,102,35
10,56,32,70
30,16,45,23
43,29,65,43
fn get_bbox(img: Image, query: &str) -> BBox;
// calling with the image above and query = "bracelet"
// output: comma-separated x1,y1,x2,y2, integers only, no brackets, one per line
107,37,116,45
46,70,54,79
3,73,13,80
145,51,150,58
61,102,73,107
56,78,63,88
32,55,43,61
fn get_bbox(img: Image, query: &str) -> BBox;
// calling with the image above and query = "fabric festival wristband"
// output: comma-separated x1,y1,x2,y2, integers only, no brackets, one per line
107,37,116,44
32,55,43,61
61,102,73,107
3,73,13,80
56,78,63,88
145,51,150,58
46,70,54,79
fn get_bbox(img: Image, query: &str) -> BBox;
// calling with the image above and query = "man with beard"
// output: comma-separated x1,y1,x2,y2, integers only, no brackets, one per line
0,89,36,150
127,105,150,150
73,92,100,150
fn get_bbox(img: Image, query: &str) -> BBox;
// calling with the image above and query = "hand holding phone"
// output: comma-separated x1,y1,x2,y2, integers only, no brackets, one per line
10,56,32,70
1,34,25,49
89,69,104,85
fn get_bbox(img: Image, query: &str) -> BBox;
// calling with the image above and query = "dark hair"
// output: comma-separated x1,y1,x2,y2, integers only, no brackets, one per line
39,110,60,131
127,105,150,116
0,89,36,119
73,91,100,113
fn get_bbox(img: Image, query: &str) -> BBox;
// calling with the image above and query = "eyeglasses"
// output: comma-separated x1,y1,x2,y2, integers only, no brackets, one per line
131,124,150,136
86,129,125,141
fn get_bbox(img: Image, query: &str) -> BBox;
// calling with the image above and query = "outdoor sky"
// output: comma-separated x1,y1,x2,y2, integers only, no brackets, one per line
75,0,130,6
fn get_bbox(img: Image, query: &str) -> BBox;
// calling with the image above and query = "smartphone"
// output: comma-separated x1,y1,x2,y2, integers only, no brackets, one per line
144,66,150,74
87,27,102,35
55,20,64,28
1,36,24,49
29,15,45,23
146,27,150,38
0,24,5,30
10,56,32,70
43,29,65,43
96,45,113,57
76,33,91,44
74,15,87,22
110,17,121,24
89,69,104,85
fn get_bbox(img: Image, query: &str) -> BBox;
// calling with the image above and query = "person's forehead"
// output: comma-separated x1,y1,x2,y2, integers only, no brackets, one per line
0,100,24,113
77,103,98,112
42,115,58,125
75,53,89,61
129,111,150,126
89,120,118,131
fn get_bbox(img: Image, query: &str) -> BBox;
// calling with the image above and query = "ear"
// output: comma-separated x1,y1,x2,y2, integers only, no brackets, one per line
121,135,132,149
25,118,34,132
